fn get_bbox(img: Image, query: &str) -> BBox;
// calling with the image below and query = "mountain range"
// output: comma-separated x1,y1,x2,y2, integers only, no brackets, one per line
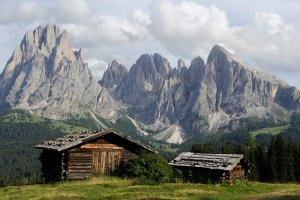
1,24,300,144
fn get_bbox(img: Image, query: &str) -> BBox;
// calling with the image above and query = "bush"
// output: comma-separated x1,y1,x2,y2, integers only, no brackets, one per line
123,152,172,184
171,168,183,183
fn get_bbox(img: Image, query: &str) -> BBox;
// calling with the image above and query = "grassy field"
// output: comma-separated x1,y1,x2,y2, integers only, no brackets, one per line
250,125,290,138
0,109,89,133
1,177,300,200
50,120,89,133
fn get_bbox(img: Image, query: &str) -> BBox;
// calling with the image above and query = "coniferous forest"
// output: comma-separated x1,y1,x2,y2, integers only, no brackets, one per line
0,121,64,186
192,135,300,183
0,110,65,186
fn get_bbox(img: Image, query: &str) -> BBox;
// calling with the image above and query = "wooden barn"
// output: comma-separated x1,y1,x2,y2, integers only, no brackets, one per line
35,129,155,181
169,152,252,183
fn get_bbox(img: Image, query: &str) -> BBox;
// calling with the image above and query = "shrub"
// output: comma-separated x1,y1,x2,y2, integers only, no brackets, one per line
123,152,172,184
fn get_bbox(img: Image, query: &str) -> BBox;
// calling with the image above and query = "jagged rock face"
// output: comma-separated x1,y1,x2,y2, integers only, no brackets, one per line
114,53,171,123
101,45,300,142
99,60,128,93
275,86,300,110
206,46,299,117
0,24,116,119
2,24,299,143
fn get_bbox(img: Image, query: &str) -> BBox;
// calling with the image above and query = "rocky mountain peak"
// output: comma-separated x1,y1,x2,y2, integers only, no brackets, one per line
101,45,300,144
207,45,232,64
190,56,205,68
153,53,171,78
3,24,300,145
134,53,170,79
53,30,77,67
99,60,128,91
21,24,61,58
0,24,116,119
74,48,84,62
177,59,186,68
188,56,205,84
109,60,125,71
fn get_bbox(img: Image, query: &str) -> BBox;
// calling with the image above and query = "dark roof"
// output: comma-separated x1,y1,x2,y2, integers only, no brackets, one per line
35,128,155,152
169,152,250,171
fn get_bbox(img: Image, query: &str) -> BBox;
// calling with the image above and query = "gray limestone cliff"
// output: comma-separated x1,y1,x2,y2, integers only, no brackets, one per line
99,60,128,93
114,53,171,123
0,24,116,119
1,24,299,143
101,45,300,143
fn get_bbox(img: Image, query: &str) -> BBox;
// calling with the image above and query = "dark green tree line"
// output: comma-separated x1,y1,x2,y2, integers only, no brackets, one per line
192,134,300,183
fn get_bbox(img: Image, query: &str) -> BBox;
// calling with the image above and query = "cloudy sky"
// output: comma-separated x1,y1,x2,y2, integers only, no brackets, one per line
1,0,300,88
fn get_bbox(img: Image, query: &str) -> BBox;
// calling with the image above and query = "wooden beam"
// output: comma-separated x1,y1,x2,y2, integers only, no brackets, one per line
80,144,124,150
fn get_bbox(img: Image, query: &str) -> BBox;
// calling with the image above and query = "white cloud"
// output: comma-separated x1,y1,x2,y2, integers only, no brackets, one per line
132,9,151,26
64,13,150,47
96,15,149,42
54,0,92,23
0,0,92,24
62,12,154,73
0,1,48,24
86,57,108,81
147,1,300,83
1,0,300,88
230,12,300,75
148,1,232,59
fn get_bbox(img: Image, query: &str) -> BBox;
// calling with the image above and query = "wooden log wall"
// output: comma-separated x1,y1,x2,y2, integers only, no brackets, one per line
228,164,245,180
67,148,93,180
66,138,139,180
176,164,246,183
92,150,123,174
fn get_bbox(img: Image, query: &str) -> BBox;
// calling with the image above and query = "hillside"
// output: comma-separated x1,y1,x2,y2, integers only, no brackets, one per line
1,109,300,186
0,109,168,186
0,109,92,185
1,177,300,200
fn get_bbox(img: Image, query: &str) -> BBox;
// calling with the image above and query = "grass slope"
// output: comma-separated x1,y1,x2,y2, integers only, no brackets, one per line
1,177,300,200
250,125,290,138
0,109,89,133
50,120,89,133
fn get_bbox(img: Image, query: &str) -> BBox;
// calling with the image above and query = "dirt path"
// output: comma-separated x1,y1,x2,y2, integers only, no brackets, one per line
243,187,300,200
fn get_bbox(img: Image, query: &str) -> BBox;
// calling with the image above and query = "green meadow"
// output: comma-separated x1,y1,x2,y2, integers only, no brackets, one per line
1,177,300,200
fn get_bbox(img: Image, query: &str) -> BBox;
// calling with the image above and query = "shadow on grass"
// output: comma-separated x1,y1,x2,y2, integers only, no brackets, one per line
137,198,174,200
258,195,300,200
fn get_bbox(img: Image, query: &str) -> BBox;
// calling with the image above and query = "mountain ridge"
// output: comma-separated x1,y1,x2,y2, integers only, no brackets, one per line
0,24,117,120
1,24,300,144
101,45,300,143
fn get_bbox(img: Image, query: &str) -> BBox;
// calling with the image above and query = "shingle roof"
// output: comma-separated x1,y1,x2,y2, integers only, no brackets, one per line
35,128,155,152
169,152,249,171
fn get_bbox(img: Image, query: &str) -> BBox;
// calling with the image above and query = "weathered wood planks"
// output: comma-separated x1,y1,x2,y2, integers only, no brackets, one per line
38,129,155,181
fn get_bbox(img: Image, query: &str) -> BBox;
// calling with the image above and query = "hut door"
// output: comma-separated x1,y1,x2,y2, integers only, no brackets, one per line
92,150,123,174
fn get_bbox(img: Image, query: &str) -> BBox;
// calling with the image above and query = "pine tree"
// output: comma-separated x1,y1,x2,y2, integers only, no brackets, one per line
274,135,287,182
286,137,295,182
255,145,268,182
192,144,202,153
203,142,213,153
246,135,258,180
294,144,300,182
268,138,278,182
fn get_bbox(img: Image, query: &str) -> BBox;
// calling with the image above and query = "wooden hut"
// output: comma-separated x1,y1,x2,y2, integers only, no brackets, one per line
35,129,155,181
169,152,252,182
